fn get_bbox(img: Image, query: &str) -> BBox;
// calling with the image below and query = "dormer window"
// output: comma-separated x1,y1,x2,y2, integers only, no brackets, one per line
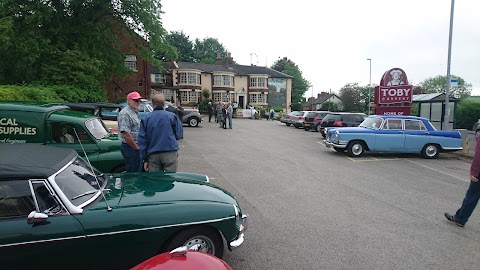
124,55,137,71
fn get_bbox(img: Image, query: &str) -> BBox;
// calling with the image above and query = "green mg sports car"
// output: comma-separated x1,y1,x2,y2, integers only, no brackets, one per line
0,144,247,269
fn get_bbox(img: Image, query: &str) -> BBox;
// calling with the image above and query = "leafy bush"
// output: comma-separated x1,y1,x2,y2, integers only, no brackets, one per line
455,99,480,129
0,85,62,102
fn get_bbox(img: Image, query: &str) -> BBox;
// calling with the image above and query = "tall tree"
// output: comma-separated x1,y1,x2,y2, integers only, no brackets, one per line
271,57,309,110
164,30,195,62
339,83,363,112
193,37,228,64
0,0,176,96
420,75,472,98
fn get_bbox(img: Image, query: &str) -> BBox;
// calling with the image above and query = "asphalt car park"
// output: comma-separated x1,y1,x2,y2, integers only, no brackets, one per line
177,118,480,270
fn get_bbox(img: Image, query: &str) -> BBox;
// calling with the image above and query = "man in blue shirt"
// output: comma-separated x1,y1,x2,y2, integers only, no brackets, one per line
138,93,183,172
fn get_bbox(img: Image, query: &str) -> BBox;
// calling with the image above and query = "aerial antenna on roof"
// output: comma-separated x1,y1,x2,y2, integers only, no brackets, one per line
72,128,112,211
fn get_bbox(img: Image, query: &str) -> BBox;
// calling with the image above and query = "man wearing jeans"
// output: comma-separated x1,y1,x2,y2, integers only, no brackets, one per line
138,93,183,172
117,91,142,172
445,135,480,227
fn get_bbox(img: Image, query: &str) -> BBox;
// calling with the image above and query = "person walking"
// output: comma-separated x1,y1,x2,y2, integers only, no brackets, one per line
207,102,214,122
138,93,183,172
217,102,224,128
269,109,275,121
445,135,480,227
117,91,143,172
227,102,233,129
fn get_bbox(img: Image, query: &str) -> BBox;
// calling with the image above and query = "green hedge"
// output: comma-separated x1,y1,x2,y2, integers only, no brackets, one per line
0,84,106,102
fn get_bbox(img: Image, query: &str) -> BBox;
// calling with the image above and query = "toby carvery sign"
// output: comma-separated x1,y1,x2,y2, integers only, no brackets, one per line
375,68,413,104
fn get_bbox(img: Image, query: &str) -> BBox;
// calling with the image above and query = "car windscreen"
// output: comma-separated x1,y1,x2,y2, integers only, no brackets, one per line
360,117,383,129
54,157,107,206
85,118,109,139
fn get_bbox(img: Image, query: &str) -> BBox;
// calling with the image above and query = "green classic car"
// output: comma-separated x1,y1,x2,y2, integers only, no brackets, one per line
0,144,247,269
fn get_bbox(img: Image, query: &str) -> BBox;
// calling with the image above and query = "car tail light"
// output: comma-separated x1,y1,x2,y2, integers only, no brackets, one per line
300,116,305,120
333,121,343,127
314,117,319,121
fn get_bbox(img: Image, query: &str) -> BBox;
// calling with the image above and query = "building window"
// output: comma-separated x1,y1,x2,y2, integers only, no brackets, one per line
151,74,166,84
213,92,234,103
250,77,266,88
250,93,267,104
180,91,200,103
125,55,137,71
158,89,174,101
179,72,201,85
213,75,234,87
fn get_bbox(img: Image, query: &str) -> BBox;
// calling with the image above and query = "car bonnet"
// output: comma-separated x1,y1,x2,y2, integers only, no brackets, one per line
102,173,238,207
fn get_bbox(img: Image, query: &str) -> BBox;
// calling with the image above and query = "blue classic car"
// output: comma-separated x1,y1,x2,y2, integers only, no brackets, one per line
323,115,463,159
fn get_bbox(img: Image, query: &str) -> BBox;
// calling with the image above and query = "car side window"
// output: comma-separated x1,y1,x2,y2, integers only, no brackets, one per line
383,119,402,130
405,120,427,131
0,180,36,219
32,181,66,216
51,122,76,144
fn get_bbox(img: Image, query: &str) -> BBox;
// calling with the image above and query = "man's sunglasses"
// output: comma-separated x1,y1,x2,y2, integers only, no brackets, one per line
132,99,140,102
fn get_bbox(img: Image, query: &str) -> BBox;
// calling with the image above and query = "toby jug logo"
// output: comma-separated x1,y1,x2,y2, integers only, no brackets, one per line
376,68,413,105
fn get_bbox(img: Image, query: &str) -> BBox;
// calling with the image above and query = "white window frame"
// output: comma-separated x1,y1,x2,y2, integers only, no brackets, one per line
213,91,234,103
213,74,234,87
151,74,166,84
125,55,137,72
250,93,267,104
180,90,200,103
178,72,201,85
250,76,267,88
158,89,174,101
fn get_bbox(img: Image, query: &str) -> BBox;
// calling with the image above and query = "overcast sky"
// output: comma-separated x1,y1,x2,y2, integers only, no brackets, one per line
161,0,480,97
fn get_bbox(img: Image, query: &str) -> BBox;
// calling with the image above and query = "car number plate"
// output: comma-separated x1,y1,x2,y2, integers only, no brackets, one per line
304,123,310,127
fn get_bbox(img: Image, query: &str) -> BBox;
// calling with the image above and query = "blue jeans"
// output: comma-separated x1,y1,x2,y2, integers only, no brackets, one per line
228,115,233,128
121,143,142,172
455,180,480,225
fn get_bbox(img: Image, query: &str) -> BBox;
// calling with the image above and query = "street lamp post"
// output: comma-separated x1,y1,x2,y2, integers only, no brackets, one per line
311,85,314,110
444,0,455,130
367,58,372,115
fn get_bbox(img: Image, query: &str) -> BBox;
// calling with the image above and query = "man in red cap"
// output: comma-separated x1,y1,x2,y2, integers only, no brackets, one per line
117,91,143,172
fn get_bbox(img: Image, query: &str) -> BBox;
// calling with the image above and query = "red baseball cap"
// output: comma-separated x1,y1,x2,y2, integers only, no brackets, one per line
127,91,142,100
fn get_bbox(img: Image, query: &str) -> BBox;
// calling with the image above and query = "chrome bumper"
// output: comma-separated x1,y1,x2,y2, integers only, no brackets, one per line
323,140,347,149
229,214,247,250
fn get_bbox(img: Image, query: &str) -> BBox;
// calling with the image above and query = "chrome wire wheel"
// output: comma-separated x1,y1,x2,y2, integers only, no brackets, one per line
183,235,215,254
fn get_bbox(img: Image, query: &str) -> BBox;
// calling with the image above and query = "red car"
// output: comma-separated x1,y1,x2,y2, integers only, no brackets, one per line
130,246,233,270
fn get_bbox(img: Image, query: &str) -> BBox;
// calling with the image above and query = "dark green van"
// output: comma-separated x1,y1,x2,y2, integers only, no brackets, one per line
0,102,125,173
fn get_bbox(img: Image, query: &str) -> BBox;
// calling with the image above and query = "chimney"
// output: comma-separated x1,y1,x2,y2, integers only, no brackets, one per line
225,52,234,66
215,52,222,65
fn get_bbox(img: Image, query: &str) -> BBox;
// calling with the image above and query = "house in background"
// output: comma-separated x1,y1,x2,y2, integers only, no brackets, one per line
104,21,151,102
303,92,343,111
149,53,293,111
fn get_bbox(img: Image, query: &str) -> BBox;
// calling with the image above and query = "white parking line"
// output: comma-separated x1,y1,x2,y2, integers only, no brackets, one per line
405,159,467,182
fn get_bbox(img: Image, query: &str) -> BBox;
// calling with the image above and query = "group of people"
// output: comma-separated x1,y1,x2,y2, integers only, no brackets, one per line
207,101,233,129
118,91,183,173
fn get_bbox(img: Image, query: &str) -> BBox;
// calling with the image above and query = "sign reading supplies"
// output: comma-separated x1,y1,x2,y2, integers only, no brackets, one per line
0,118,37,135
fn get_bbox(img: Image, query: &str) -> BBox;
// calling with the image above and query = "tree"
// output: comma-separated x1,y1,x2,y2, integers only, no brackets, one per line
165,31,195,62
420,75,472,98
320,101,341,112
271,57,309,110
339,83,363,112
0,0,176,100
193,38,229,64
